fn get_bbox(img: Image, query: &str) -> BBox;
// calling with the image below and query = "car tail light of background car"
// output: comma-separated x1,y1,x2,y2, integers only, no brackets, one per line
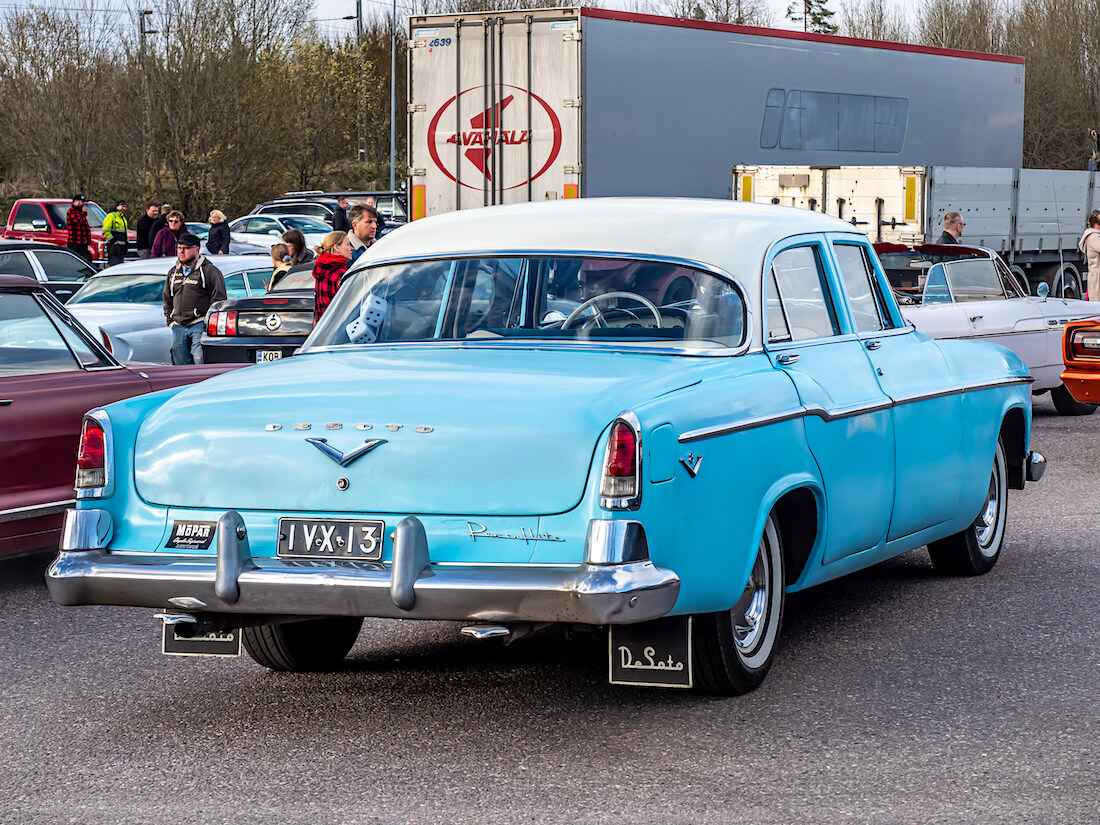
207,310,237,336
1069,326,1100,358
600,415,642,510
76,417,106,489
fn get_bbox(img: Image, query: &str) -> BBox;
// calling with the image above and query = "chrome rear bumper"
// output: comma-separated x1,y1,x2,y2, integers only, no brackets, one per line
47,509,680,626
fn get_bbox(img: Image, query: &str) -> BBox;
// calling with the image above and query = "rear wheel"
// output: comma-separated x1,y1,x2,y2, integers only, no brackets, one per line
242,616,363,672
928,439,1007,576
693,514,784,695
1051,383,1097,416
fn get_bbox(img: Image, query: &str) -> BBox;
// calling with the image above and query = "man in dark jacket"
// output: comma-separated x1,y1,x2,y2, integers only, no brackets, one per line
163,232,226,365
938,212,964,244
149,202,173,245
332,196,350,232
66,194,93,263
135,203,158,258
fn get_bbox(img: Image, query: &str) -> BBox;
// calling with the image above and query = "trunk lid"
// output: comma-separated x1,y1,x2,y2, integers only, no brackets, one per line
134,347,700,515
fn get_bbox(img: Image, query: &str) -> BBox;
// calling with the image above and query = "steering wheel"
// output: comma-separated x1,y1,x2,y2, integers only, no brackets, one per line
561,291,663,330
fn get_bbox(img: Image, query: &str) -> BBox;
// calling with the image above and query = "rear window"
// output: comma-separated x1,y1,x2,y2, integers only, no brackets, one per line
305,255,746,352
68,274,166,304
270,268,315,291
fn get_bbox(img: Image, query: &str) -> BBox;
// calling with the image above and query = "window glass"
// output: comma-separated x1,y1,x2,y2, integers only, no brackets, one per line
270,268,315,291
68,274,166,305
944,259,1006,302
33,250,96,282
833,244,884,333
766,268,790,343
50,305,111,368
994,257,1026,299
305,256,746,351
280,216,330,234
0,293,79,375
922,263,952,304
12,203,47,232
0,251,36,278
46,202,106,229
769,246,839,341
225,273,248,300
245,269,273,294
760,88,785,149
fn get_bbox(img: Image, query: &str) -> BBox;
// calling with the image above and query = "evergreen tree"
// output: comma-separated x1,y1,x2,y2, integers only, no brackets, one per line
786,0,838,34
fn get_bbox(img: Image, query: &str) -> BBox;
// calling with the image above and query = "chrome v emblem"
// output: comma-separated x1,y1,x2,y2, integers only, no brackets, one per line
305,437,388,467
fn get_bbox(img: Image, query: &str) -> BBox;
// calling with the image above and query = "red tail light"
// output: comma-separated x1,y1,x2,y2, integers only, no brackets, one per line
600,418,641,508
1070,328,1100,358
207,311,237,336
76,418,106,489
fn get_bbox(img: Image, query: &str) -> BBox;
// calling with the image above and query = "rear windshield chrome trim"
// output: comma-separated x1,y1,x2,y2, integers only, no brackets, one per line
679,376,1031,443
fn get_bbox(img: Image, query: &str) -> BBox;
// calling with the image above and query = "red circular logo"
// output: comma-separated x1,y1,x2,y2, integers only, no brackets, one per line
427,85,563,192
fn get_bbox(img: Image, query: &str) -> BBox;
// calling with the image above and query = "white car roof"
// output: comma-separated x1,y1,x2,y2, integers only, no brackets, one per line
361,198,864,278
93,254,272,277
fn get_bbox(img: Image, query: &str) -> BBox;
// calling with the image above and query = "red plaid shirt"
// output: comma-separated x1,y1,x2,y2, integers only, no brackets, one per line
66,205,91,246
313,254,349,323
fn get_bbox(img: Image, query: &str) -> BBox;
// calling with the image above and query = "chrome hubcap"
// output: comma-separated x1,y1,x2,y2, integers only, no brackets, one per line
975,465,1001,551
733,546,770,653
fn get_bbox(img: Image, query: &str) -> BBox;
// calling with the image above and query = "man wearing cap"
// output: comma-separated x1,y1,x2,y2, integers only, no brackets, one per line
66,194,93,264
163,232,226,365
102,200,129,266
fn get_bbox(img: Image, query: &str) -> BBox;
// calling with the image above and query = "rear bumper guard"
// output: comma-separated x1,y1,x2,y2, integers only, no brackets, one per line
47,509,680,625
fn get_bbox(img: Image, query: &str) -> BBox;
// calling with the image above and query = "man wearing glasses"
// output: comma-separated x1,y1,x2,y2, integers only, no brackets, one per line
938,212,964,244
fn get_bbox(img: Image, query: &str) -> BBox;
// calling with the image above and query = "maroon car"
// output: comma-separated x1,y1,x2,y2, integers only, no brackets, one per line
0,274,237,558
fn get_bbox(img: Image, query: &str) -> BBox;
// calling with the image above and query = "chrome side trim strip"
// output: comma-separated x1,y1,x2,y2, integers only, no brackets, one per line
0,499,75,524
679,376,1031,443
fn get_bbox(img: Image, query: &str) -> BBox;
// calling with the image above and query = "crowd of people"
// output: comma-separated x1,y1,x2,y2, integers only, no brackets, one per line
143,196,382,365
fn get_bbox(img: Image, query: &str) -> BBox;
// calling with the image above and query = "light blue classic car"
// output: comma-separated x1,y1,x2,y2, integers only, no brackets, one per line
48,199,1045,694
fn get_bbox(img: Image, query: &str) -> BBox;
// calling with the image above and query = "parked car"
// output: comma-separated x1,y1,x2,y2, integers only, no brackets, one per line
0,275,237,558
46,199,1044,695
66,256,275,362
1061,318,1100,404
251,190,408,225
0,240,97,301
227,215,330,250
202,266,315,363
877,242,1100,415
186,222,269,256
0,198,137,265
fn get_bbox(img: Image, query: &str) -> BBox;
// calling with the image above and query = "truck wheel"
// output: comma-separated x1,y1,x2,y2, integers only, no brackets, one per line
1051,383,1097,416
693,514,784,695
1051,263,1082,299
242,617,363,672
928,439,1007,576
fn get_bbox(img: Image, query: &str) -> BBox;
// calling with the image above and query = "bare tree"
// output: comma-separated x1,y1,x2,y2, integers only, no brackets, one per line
839,0,911,41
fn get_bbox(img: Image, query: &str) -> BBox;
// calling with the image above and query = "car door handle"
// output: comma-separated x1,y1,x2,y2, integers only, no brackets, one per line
864,340,881,350
0,399,12,406
776,353,799,365
969,314,984,322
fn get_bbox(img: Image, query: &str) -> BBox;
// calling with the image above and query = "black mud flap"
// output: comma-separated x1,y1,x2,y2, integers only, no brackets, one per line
162,623,242,657
609,616,692,689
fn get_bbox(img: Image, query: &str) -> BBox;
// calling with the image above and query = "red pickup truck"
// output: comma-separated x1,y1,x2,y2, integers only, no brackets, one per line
1,199,135,264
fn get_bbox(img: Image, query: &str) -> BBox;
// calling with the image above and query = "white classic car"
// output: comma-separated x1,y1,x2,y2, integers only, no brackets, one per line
227,214,330,250
877,243,1100,415
67,256,277,362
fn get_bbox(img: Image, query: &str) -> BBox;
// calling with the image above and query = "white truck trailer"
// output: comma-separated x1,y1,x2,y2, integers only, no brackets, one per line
406,7,1025,219
733,165,1097,298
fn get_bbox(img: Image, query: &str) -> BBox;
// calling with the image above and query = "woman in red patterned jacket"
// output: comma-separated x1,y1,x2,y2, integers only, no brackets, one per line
312,231,353,323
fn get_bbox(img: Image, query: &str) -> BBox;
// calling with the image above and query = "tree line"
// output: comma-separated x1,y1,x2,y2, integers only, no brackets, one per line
0,0,1093,221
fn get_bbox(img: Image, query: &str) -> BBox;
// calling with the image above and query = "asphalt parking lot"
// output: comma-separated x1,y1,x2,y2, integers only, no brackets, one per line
1,395,1096,824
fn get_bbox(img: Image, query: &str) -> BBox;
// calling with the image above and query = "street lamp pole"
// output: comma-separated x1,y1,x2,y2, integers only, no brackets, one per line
138,10,158,170
389,0,396,191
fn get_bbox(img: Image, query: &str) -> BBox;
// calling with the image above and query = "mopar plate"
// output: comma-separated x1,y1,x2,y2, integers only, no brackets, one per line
277,518,385,560
162,624,241,657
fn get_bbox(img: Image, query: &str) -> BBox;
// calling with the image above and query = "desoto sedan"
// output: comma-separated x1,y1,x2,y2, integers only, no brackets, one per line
47,199,1045,695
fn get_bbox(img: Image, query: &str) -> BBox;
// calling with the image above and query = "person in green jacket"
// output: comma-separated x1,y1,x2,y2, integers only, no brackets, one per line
102,200,129,266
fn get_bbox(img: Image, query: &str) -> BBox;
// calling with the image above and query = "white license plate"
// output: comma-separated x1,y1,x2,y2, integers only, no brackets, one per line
256,349,283,363
277,518,385,560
